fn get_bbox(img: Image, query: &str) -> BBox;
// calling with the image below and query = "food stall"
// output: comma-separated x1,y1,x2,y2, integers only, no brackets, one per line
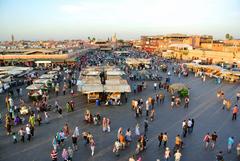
33,79,52,89
169,83,189,97
79,66,131,104
26,84,44,101
126,58,151,68
81,84,103,103
104,79,131,105
39,74,56,80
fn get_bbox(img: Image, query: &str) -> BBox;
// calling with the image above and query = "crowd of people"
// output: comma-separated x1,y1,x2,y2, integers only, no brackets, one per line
0,50,240,161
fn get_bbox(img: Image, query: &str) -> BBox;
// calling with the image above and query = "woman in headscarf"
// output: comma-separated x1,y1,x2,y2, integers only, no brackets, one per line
73,126,80,137
61,148,69,161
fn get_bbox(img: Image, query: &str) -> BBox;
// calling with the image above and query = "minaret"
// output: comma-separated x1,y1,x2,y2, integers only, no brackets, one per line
112,33,117,43
11,34,14,44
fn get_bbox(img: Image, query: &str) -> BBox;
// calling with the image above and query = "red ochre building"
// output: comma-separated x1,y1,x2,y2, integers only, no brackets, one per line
140,34,240,53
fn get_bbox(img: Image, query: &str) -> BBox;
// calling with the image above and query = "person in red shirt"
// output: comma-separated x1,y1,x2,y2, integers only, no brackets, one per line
232,105,239,121
50,149,58,161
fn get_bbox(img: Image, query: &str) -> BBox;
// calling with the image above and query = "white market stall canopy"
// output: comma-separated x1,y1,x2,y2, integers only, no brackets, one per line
0,66,33,77
126,58,151,65
104,79,131,93
79,66,131,94
48,71,58,75
81,84,104,94
104,84,131,93
106,70,125,76
39,74,55,79
52,66,61,71
26,84,43,90
33,79,51,84
80,66,123,76
79,77,131,93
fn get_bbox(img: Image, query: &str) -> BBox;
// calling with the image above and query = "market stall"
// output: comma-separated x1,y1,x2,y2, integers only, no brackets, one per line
39,74,56,80
81,85,103,103
33,79,52,88
169,83,189,97
26,84,44,101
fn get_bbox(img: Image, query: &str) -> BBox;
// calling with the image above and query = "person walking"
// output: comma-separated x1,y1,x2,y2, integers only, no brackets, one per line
50,149,58,161
57,104,63,118
159,82,162,89
236,91,240,102
135,124,140,136
182,120,188,138
72,134,78,151
191,118,195,132
26,124,31,142
156,94,159,104
144,118,148,135
125,128,132,144
44,111,49,124
12,132,17,144
61,148,69,161
146,100,149,117
184,97,189,108
159,93,165,104
113,139,121,156
237,141,240,157
90,139,95,156
63,123,70,137
18,127,25,143
154,82,157,90
187,119,192,134
211,131,218,149
227,136,234,153
174,150,182,161
175,135,182,151
203,133,210,149
162,132,168,148
52,136,58,151
164,147,171,161
150,109,155,121
216,151,224,161
222,98,227,110
102,117,107,132
107,118,111,132
67,146,73,161
55,84,60,96
36,113,42,126
63,85,67,95
19,87,23,96
171,99,175,108
158,133,163,147
232,105,238,120
129,155,135,161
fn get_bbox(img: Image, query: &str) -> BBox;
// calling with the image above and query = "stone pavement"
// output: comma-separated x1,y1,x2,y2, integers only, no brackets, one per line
0,71,240,161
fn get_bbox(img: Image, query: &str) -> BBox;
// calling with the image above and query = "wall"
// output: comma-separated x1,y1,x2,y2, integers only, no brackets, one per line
181,49,240,64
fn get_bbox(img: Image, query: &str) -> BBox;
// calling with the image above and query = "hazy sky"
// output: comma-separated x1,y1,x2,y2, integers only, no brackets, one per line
0,0,240,41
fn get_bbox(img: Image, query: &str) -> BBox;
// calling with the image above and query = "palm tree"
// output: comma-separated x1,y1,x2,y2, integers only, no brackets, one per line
225,33,230,40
